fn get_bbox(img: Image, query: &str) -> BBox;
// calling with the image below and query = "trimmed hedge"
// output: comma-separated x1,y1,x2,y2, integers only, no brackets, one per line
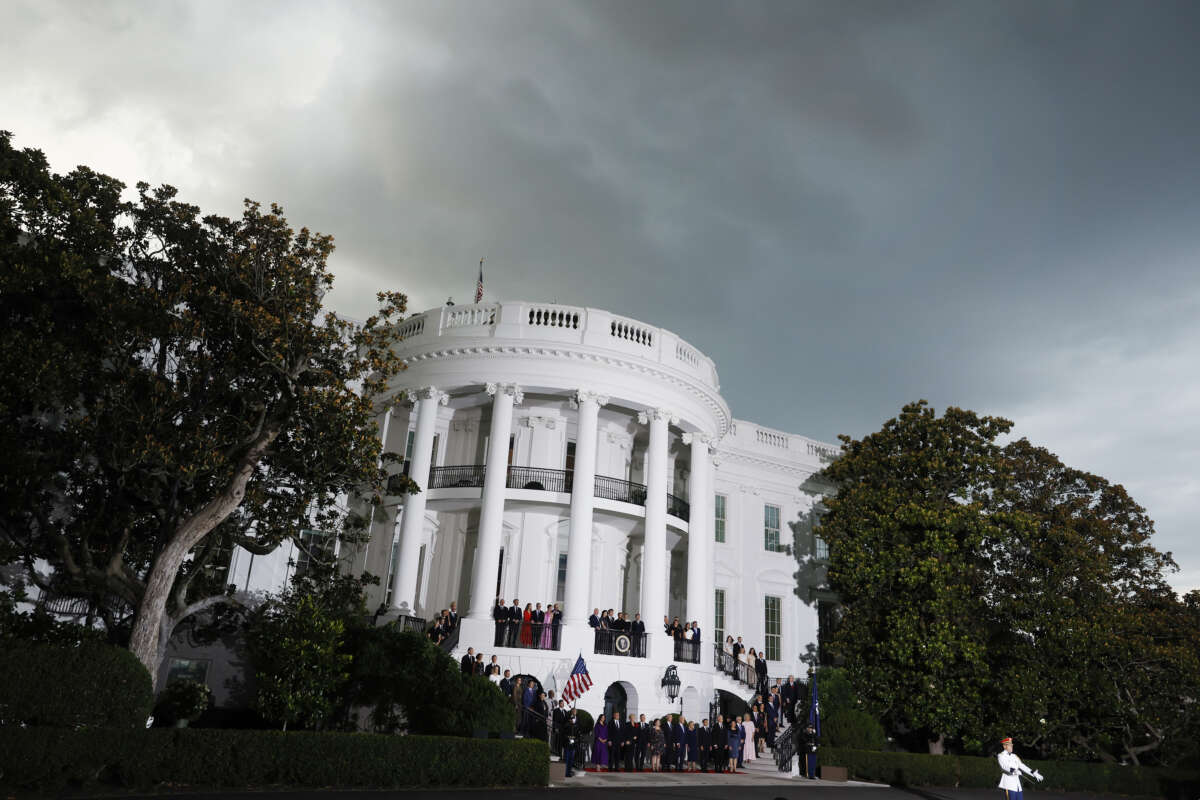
0,641,152,729
0,727,549,792
822,747,1200,799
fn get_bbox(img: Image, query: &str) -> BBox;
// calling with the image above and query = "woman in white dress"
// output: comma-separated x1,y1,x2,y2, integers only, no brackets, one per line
741,713,756,762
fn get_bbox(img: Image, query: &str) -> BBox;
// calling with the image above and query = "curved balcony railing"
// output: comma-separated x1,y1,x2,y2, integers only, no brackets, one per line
592,474,647,505
666,492,690,521
506,466,572,493
422,466,691,520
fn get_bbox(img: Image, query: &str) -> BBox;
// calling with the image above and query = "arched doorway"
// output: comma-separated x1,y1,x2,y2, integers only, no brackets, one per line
603,682,627,721
715,688,751,722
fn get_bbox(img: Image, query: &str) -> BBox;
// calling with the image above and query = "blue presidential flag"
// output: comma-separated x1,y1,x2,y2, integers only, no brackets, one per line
808,674,820,736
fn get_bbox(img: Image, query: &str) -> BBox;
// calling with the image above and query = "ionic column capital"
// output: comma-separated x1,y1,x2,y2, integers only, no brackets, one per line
410,386,450,405
486,382,524,405
681,431,715,447
573,389,610,408
637,407,678,426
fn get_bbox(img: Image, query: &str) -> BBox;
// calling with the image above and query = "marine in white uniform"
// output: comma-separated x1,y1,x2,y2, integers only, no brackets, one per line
998,737,1043,800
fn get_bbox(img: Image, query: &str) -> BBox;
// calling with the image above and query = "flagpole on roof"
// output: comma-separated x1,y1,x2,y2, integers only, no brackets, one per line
474,258,484,304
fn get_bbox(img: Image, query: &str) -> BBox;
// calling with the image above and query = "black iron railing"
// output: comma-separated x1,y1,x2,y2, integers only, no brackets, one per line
713,642,775,692
507,466,572,493
397,614,427,633
424,467,692,522
593,475,647,505
494,620,561,650
428,465,486,489
674,638,701,664
666,492,691,521
593,629,648,658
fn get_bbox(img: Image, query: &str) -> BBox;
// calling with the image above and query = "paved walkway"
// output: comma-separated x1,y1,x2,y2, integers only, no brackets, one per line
552,758,888,788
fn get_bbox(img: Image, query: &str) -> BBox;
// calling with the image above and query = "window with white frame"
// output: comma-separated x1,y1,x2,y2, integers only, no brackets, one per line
714,588,727,645
815,535,829,560
714,493,727,543
764,595,782,661
764,503,782,552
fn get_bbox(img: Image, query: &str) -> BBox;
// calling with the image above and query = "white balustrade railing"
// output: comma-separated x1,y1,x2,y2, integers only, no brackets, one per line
393,301,719,389
756,429,789,449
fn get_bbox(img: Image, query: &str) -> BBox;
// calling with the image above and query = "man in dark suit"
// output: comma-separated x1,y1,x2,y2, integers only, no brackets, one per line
608,712,624,771
499,669,513,697
698,717,712,771
781,675,797,724
631,613,646,657
507,599,522,646
732,636,744,660
588,608,601,628
662,716,676,770
447,601,459,629
493,598,507,645
460,647,475,675
635,714,649,770
552,700,567,757
712,715,727,772
621,713,636,771
671,716,687,771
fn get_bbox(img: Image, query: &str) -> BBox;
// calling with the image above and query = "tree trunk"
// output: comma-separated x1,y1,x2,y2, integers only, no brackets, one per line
928,734,945,755
127,428,280,689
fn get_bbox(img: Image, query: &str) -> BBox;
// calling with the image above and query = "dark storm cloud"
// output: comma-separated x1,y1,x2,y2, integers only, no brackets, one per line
4,0,1199,590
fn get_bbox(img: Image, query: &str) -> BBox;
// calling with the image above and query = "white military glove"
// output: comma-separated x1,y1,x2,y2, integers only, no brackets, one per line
1032,770,1044,782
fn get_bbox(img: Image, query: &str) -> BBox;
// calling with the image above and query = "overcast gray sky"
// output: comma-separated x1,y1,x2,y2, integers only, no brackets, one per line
4,0,1198,593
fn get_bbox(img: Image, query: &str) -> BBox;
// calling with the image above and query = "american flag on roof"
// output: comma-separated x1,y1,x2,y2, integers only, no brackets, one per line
474,258,484,303
562,654,593,704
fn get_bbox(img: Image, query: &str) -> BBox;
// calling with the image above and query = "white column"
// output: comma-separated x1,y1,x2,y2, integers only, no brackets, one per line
389,387,448,614
565,390,607,624
467,382,522,620
683,431,713,664
638,408,675,652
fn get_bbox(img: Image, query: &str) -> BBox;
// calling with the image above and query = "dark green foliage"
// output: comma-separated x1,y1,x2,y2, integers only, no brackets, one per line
451,674,516,735
0,641,151,729
0,728,548,792
823,710,887,750
0,588,107,646
574,708,594,733
154,679,212,725
817,401,1200,762
822,747,1200,797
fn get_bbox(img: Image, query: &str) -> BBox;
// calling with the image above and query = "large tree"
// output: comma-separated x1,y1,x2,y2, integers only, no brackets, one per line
815,401,1200,763
0,131,413,686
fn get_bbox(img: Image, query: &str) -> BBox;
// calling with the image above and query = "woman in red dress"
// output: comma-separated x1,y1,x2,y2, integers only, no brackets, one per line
520,602,534,647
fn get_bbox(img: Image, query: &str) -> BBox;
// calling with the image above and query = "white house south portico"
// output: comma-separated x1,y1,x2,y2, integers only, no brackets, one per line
337,300,834,720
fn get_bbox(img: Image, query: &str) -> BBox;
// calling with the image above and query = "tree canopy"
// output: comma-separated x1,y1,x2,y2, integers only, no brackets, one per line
814,400,1200,765
0,130,414,685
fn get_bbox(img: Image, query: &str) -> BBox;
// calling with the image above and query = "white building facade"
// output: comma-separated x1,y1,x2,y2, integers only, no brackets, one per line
321,300,836,721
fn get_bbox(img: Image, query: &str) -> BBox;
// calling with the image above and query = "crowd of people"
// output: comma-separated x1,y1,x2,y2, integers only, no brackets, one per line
426,602,460,645
491,597,563,649
572,710,770,773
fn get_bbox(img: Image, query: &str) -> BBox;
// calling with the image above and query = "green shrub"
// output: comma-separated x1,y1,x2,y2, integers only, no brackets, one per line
451,675,515,735
823,709,886,750
0,728,549,792
0,641,152,729
155,679,212,725
574,709,594,734
820,747,1200,798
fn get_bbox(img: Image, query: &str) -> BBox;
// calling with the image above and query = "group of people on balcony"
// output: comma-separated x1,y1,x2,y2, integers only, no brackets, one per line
585,712,764,773
720,634,770,693
589,608,647,656
491,597,563,650
664,615,702,662
425,602,459,646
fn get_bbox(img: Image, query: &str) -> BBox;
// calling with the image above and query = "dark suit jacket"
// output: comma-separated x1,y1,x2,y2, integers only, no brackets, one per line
460,654,474,673
532,609,545,624
588,614,600,628
671,722,685,751
508,605,522,622
698,725,712,751
732,642,743,658
609,719,624,751
781,682,796,708
713,723,727,749
631,619,645,635
634,722,648,748
493,603,506,621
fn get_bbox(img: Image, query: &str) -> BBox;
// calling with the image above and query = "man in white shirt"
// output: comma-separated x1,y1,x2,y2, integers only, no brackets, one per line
998,737,1043,800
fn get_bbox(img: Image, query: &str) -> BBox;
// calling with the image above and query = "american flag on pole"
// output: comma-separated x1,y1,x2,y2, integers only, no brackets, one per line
562,654,593,704
474,258,484,304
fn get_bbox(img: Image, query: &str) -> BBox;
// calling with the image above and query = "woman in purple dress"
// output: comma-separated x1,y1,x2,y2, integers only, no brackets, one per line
593,714,610,769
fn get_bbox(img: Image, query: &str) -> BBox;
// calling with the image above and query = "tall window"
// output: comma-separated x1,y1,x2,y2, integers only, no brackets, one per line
384,536,399,605
403,430,416,474
556,553,568,603
507,434,515,465
764,595,782,661
714,493,727,543
714,588,726,645
565,441,576,473
293,529,332,579
764,504,781,552
815,535,829,560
